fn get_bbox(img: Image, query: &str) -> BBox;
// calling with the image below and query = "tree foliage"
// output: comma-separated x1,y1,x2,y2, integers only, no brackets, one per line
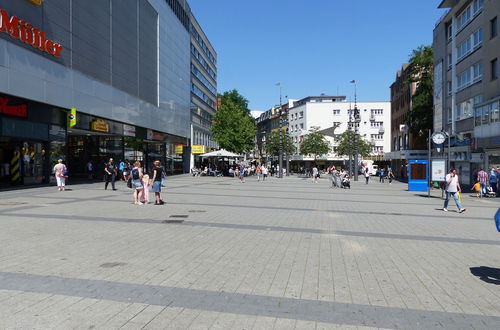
335,131,372,157
405,45,433,135
211,89,256,154
299,126,331,160
265,129,296,156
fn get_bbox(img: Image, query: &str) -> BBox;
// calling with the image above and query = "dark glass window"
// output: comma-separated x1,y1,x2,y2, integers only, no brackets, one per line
491,16,498,38
492,58,498,80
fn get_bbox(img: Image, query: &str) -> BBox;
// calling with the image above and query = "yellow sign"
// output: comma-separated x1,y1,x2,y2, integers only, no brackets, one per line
90,119,109,133
27,0,42,5
67,108,76,128
191,145,206,154
175,144,184,154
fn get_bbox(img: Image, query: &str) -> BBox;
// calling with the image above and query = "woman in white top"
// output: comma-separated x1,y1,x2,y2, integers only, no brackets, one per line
53,159,67,191
312,166,319,183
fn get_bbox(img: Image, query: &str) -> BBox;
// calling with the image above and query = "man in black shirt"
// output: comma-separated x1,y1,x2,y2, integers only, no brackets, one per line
104,158,117,190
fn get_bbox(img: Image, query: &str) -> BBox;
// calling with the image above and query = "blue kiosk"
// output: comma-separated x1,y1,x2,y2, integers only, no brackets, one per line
408,160,428,192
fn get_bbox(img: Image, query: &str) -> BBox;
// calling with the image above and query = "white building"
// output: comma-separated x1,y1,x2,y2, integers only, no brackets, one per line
287,95,391,162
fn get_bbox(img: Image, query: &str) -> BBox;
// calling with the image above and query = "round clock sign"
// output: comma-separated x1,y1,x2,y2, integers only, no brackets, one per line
432,132,447,144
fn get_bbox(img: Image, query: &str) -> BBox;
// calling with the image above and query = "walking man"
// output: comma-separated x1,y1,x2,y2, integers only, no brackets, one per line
364,167,370,184
443,168,466,213
489,167,498,196
477,168,488,198
104,158,117,190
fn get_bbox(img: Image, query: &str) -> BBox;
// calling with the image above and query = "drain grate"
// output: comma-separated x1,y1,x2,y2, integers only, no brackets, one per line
0,202,28,206
169,215,189,218
100,262,127,268
162,219,184,223
188,210,206,213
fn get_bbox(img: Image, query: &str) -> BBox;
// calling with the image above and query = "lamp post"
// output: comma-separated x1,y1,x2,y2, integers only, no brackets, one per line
276,82,283,178
351,80,360,181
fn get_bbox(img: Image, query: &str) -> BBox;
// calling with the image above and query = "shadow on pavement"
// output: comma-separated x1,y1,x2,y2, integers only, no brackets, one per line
470,266,500,285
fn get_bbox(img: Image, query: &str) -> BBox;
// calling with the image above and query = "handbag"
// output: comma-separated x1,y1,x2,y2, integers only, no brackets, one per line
495,208,500,232
127,178,132,189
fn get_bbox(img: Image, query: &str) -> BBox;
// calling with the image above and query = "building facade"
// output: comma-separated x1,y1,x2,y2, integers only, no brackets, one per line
286,95,391,168
434,0,500,185
385,64,427,176
189,12,217,165
0,0,216,187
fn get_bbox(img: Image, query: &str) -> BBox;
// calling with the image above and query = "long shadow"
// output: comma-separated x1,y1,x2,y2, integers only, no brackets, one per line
470,266,500,285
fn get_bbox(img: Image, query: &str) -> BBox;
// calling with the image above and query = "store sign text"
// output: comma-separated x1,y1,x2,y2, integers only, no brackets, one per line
0,97,28,118
0,8,63,57
90,119,109,133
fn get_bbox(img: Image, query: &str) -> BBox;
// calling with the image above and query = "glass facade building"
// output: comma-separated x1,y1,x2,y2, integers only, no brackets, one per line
0,0,214,186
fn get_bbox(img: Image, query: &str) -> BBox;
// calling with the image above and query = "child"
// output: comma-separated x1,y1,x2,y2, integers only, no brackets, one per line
472,181,481,198
141,174,151,204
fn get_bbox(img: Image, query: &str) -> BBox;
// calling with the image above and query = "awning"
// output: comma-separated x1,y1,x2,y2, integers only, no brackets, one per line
201,149,242,158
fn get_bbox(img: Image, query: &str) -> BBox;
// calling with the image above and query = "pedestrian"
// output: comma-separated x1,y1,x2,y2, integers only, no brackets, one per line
379,168,385,183
118,159,125,181
86,160,93,180
387,169,395,184
151,160,165,205
53,159,67,191
477,168,488,198
364,167,370,184
104,158,117,190
443,168,466,213
262,165,268,181
472,181,481,198
489,167,498,196
312,165,319,183
141,174,151,204
131,161,144,205
256,165,262,181
238,164,245,183
330,168,337,188
122,159,130,181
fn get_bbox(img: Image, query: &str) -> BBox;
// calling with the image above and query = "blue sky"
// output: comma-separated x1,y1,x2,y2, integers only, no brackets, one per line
188,0,447,111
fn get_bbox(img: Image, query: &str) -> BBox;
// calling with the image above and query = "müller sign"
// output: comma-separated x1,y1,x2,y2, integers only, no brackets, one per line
0,8,63,57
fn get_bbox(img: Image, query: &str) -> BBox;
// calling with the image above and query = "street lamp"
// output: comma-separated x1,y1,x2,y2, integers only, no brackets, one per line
351,80,360,181
276,82,283,178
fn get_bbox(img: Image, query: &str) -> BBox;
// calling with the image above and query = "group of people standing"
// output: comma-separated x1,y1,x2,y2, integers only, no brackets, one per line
327,166,350,188
53,157,165,206
127,159,165,205
473,167,500,198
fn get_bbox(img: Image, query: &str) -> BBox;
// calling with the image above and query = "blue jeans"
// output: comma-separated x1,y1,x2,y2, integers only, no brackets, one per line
444,191,463,210
479,182,487,197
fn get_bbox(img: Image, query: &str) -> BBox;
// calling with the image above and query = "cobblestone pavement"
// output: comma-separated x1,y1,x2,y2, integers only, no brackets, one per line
0,174,499,329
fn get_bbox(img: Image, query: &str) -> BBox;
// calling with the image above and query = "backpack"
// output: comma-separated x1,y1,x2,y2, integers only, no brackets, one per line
132,168,139,180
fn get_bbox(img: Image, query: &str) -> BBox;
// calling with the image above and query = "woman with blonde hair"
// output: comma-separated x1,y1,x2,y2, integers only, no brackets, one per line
151,160,165,205
131,161,144,205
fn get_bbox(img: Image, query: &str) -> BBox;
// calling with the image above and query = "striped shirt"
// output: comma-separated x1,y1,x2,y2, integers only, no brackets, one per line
477,170,488,183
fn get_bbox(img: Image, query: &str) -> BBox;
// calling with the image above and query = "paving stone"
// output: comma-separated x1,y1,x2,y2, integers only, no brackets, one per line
0,175,499,329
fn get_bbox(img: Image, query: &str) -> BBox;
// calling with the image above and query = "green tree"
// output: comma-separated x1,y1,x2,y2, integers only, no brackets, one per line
335,131,372,157
299,126,331,161
265,129,296,156
405,45,433,136
211,89,256,153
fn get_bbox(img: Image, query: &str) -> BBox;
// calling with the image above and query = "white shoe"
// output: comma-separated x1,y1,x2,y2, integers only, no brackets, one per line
442,208,448,212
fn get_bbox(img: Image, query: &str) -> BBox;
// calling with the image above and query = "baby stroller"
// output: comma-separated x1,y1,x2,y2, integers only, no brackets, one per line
341,175,351,189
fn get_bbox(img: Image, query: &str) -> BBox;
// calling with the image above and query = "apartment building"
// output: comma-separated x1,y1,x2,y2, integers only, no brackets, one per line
287,95,391,167
385,64,427,175
189,13,217,161
434,0,500,184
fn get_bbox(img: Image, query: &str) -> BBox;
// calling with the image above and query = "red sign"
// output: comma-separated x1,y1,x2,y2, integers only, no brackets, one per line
0,8,63,57
0,97,27,118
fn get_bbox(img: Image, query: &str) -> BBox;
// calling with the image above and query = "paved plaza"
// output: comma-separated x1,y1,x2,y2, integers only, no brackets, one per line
0,174,500,329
